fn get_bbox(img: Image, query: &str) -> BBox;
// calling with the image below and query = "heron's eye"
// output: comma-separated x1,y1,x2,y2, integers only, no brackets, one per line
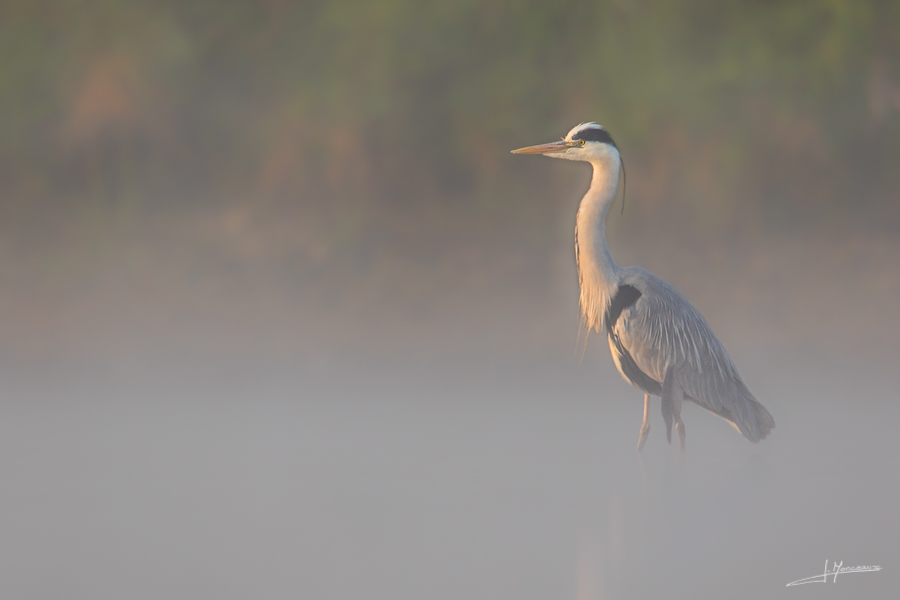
579,140,586,146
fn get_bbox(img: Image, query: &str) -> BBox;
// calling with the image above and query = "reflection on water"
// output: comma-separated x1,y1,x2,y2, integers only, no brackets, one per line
0,353,896,599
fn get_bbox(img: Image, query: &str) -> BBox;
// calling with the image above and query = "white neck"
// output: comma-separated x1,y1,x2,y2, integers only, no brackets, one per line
575,155,621,332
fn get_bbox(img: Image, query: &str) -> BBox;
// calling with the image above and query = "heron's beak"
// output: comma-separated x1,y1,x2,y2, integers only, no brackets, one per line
511,140,570,154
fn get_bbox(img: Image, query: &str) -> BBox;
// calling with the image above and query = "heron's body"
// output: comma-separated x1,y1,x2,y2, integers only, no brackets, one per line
513,123,774,448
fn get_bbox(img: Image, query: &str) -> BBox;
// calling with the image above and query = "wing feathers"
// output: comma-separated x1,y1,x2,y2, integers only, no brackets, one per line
614,267,775,442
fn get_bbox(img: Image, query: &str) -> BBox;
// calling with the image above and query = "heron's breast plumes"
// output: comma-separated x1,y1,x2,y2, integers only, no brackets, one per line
577,260,614,334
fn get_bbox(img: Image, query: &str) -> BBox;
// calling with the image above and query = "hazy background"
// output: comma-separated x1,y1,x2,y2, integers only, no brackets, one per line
1,1,898,598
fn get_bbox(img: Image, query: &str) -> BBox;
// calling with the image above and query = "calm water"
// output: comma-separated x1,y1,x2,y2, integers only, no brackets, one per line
0,352,896,599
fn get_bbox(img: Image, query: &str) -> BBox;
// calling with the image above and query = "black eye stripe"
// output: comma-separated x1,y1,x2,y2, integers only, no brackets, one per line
572,128,617,148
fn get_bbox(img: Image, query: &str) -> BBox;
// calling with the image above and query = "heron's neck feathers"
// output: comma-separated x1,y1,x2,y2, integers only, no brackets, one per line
575,158,621,333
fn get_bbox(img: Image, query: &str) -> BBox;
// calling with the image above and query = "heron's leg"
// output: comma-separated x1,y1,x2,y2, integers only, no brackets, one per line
674,418,686,450
660,366,684,448
637,393,651,450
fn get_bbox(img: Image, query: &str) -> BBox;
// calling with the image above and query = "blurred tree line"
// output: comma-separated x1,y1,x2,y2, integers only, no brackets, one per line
2,0,899,270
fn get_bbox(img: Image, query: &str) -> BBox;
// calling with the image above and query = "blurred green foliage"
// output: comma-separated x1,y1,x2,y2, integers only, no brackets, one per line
1,0,900,369
2,0,899,254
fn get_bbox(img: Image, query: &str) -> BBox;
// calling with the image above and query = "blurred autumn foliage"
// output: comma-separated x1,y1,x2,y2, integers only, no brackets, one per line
1,0,899,369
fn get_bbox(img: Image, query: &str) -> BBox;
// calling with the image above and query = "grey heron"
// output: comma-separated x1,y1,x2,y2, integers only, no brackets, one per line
512,123,774,449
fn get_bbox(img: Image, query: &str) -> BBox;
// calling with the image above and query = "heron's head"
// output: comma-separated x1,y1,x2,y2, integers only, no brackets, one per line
511,122,619,164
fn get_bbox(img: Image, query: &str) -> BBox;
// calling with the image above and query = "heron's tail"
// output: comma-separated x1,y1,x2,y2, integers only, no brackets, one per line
688,378,775,442
732,380,775,442
744,397,775,442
